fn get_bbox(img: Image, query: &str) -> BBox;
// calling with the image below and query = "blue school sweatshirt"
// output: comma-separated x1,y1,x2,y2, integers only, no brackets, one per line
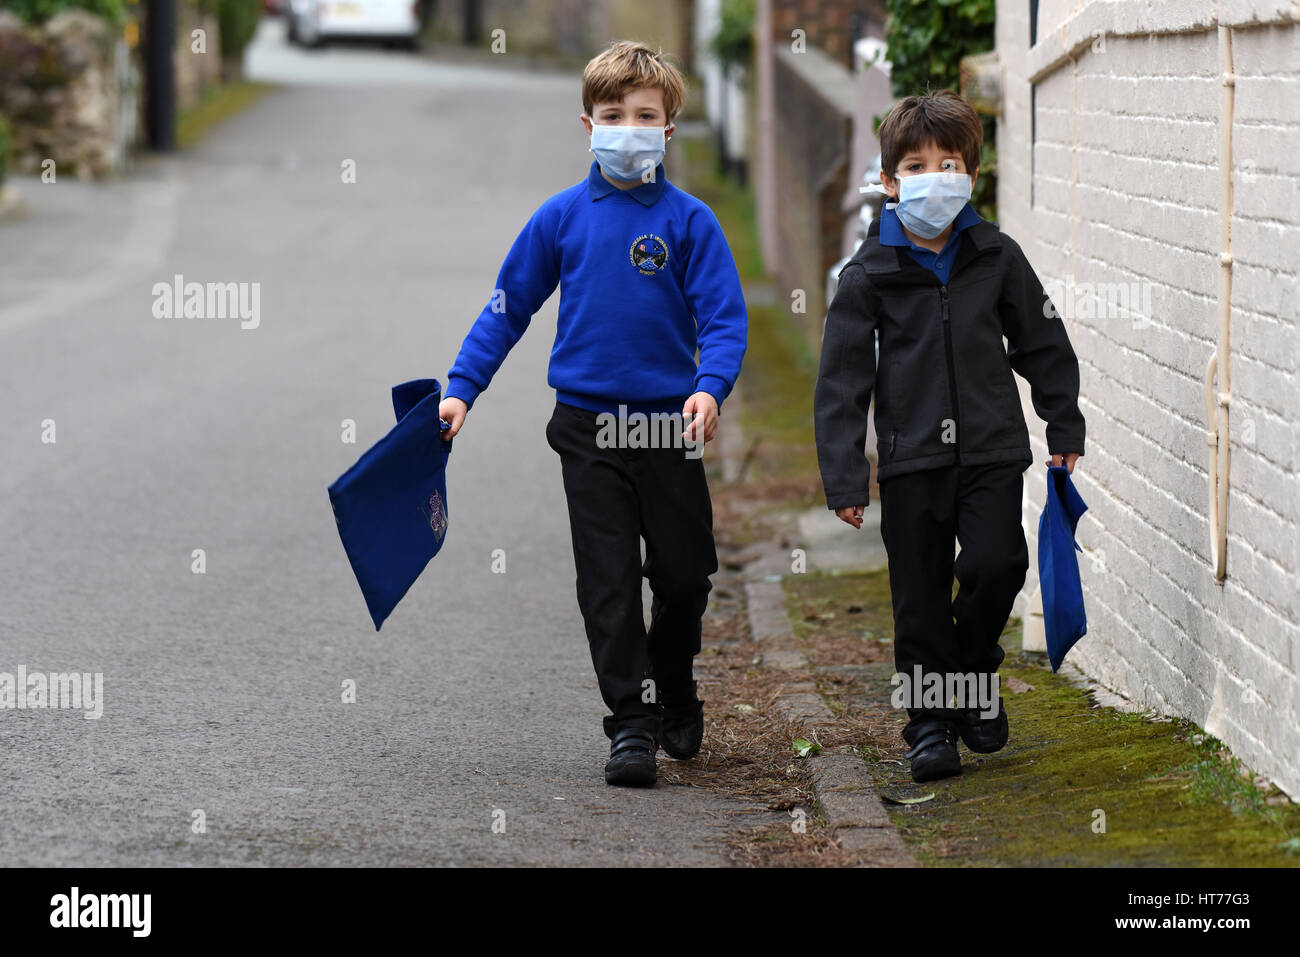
444,161,748,416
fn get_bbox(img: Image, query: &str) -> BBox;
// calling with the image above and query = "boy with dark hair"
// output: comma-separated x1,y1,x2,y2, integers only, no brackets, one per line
814,90,1084,782
438,41,748,787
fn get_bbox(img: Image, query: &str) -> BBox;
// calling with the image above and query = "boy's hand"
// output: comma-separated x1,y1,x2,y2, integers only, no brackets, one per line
439,397,468,440
682,392,719,444
836,505,865,529
1047,452,1081,473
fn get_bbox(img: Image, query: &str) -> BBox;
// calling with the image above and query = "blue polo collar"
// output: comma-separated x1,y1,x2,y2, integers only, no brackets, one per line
587,160,666,207
879,201,982,247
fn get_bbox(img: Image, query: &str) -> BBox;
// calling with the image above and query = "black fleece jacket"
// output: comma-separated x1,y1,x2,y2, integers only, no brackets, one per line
814,216,1085,510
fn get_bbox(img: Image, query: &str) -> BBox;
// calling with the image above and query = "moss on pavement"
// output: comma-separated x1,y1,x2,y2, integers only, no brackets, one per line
786,567,1300,867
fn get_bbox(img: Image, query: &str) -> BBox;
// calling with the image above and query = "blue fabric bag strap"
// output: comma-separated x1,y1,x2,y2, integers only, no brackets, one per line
1049,465,1088,549
392,378,441,422
391,378,453,457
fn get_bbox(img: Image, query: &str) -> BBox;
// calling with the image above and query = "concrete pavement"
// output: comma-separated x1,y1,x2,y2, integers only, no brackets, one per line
0,22,749,865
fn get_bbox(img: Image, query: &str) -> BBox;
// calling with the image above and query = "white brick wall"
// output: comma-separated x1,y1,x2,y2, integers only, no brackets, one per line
998,0,1300,796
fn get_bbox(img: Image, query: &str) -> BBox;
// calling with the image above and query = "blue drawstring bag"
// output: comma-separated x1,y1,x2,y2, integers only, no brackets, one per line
1038,464,1088,671
328,379,452,630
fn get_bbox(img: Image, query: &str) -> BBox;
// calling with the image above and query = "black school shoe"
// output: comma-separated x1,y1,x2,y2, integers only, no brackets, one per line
604,727,658,787
659,681,704,760
958,697,1008,753
902,718,962,783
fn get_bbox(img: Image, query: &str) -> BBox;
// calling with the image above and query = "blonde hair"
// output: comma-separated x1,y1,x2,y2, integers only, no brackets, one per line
582,40,685,123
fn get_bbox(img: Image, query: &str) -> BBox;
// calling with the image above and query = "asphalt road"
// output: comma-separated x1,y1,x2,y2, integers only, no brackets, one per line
0,20,745,865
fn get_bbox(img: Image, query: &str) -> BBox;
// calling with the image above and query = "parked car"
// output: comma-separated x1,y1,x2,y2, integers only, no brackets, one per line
285,0,309,42
287,0,421,49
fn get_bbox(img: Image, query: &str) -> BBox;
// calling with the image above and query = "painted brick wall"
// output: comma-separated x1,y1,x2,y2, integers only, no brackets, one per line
997,0,1300,796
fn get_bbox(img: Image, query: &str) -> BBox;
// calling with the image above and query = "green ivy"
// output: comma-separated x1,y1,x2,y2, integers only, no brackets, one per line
710,0,754,72
5,0,127,24
219,0,261,61
883,0,997,221
195,0,261,60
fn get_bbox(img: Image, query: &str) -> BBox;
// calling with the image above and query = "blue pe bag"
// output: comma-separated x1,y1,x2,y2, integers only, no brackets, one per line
1038,464,1088,671
328,379,452,630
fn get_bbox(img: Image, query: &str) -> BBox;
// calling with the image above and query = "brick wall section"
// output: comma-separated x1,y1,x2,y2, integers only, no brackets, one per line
998,0,1300,797
770,0,886,66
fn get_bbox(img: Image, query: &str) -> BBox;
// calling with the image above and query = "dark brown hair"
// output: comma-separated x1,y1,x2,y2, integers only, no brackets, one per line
878,90,982,178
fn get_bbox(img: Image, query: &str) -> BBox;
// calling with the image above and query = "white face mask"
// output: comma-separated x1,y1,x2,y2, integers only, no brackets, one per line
894,170,972,239
589,124,666,182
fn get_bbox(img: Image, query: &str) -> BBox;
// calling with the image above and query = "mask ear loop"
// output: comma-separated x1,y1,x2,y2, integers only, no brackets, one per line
860,182,897,207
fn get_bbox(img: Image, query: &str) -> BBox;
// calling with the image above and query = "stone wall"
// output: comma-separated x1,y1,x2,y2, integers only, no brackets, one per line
0,4,225,179
0,9,126,178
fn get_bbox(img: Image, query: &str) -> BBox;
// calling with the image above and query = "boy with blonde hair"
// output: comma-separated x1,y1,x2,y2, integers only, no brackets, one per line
439,41,748,787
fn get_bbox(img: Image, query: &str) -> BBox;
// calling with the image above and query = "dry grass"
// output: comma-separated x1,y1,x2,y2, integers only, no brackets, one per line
657,463,907,865
655,600,907,866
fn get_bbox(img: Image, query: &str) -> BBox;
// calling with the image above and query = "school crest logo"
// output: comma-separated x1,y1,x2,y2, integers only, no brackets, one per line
630,234,669,275
419,489,448,542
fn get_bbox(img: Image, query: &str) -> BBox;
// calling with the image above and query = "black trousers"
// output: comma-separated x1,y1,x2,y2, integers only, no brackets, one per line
545,401,718,739
878,461,1029,730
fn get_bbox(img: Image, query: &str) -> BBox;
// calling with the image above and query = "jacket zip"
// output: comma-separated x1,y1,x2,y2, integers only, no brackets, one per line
939,285,962,465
